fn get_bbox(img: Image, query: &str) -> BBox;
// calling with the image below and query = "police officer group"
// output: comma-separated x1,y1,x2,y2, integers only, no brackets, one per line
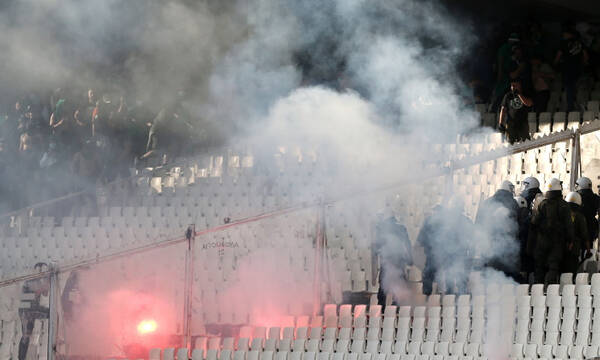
410,176,600,298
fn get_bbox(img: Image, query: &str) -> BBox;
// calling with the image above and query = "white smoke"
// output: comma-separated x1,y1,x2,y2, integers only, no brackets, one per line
0,0,525,357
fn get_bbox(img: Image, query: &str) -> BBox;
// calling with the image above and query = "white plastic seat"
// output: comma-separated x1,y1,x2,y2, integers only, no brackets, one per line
576,285,591,297
385,306,398,318
562,285,576,297
207,350,218,360
177,348,189,360
150,349,161,360
350,339,365,353
296,327,308,340
208,338,221,350
335,339,350,353
585,345,599,358
223,338,235,350
303,352,316,360
237,339,250,351
352,328,366,341
530,284,544,296
523,344,537,359
317,353,330,360
365,340,379,354
394,340,408,355
233,351,246,360
220,350,232,360
191,349,203,360
324,328,337,340
510,344,524,359
278,339,291,352
560,273,573,285
407,342,421,355
292,339,306,352
420,342,435,356
575,273,589,284
464,344,479,358
268,327,281,340
434,342,449,356
380,340,393,354
306,339,321,352
553,345,568,359
320,339,334,353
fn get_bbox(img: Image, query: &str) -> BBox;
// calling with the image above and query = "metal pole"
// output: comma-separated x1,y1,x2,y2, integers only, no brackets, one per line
47,264,58,360
312,202,325,317
570,132,581,191
183,225,195,349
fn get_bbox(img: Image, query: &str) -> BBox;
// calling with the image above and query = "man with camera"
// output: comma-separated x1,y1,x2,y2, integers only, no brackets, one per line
498,77,533,144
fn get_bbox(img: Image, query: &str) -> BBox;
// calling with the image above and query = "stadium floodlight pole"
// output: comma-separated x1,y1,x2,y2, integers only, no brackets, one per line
183,225,195,349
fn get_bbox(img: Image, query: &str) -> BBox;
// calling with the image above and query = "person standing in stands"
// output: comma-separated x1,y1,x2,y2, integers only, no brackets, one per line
530,55,554,114
18,263,50,360
530,178,575,285
520,176,542,209
375,202,413,305
563,192,590,274
499,77,533,144
476,180,521,282
575,177,599,251
554,26,588,112
491,32,521,112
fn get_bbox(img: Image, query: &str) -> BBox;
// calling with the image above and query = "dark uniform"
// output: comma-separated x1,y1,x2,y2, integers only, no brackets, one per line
530,190,575,285
475,189,521,281
516,205,533,275
18,277,50,360
418,206,473,295
375,216,413,304
521,187,542,209
563,202,589,274
578,188,599,248
519,187,541,276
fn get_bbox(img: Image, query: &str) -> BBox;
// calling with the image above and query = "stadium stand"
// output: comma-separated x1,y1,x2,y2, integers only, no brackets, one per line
2,120,600,359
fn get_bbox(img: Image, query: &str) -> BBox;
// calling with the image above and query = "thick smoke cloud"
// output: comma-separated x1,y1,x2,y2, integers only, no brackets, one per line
2,0,520,358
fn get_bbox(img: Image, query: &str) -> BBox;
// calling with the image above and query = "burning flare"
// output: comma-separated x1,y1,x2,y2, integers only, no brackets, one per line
137,319,158,335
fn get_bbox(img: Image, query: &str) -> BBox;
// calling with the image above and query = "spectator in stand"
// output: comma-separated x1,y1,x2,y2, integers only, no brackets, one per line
575,176,600,249
563,192,590,274
530,178,575,286
530,55,554,113
498,77,533,144
554,26,588,111
492,32,521,112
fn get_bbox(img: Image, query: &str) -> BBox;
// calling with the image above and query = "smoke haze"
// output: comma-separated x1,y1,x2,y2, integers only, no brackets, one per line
1,0,521,358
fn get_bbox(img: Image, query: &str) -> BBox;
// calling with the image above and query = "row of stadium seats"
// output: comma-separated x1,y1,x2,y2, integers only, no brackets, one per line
147,348,496,360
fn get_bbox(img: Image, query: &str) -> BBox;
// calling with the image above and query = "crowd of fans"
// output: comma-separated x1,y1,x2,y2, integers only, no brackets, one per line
0,87,200,213
465,22,600,143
